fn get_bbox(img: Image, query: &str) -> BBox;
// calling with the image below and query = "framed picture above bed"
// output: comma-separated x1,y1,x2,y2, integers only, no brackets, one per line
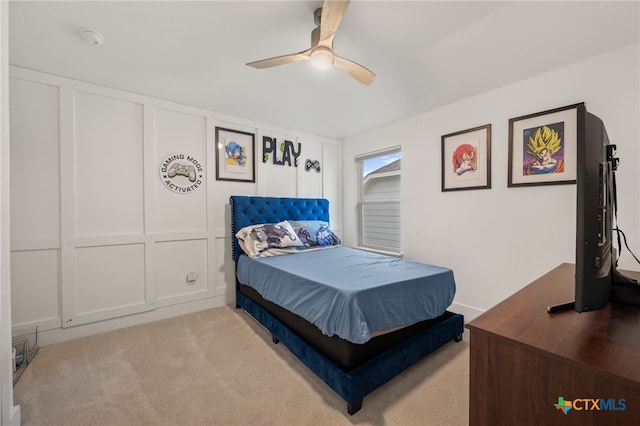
441,124,491,192
215,127,256,183
508,103,582,187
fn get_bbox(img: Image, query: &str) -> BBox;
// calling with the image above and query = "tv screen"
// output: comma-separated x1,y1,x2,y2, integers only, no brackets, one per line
574,105,614,312
572,104,639,313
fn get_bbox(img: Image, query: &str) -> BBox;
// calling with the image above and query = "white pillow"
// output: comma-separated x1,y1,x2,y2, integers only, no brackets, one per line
235,220,303,257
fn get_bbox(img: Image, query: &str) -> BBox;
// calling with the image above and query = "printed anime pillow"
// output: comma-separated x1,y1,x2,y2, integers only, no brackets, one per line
288,220,341,248
236,220,304,257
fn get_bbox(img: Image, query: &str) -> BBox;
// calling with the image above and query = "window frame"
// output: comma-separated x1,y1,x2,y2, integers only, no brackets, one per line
356,147,401,255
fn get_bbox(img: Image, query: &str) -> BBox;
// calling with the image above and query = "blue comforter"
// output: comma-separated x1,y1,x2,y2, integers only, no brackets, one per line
236,246,456,344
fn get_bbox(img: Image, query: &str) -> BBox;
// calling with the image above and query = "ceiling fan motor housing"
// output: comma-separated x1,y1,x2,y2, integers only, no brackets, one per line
314,7,323,26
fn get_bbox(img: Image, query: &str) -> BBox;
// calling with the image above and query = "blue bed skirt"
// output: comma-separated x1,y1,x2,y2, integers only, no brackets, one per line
236,291,464,414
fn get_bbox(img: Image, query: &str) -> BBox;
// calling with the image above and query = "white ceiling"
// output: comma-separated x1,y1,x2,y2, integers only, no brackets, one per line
8,1,640,139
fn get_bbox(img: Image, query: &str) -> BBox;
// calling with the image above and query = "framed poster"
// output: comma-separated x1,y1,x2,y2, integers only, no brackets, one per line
508,103,582,187
441,124,491,192
215,127,255,183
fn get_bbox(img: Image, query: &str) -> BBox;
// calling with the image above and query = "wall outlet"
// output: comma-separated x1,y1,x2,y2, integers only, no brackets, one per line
186,272,198,283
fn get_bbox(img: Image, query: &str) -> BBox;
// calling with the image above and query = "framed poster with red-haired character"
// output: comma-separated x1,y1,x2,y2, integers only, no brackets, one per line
441,124,491,192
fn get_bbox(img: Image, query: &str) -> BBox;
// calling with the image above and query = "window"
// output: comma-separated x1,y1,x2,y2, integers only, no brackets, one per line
357,148,401,254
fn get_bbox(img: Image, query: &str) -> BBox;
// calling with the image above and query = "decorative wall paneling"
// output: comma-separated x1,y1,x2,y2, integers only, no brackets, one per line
9,67,341,343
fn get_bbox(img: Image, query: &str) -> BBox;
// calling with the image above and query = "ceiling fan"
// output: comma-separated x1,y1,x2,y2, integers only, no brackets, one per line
246,0,376,86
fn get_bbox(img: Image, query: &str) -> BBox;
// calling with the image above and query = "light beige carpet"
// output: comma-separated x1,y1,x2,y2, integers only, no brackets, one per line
14,305,469,426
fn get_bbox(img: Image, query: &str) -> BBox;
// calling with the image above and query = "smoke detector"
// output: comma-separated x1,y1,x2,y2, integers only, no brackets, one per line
81,29,104,46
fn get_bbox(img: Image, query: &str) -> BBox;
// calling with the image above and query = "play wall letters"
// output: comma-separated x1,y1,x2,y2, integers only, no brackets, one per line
263,136,301,167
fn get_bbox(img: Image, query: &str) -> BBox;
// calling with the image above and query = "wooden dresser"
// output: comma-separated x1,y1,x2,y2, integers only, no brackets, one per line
466,263,640,425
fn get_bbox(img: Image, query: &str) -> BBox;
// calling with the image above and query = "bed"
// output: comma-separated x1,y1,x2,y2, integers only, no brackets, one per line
230,195,464,415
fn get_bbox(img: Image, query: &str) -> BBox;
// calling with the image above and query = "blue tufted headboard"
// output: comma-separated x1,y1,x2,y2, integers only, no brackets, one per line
230,196,330,261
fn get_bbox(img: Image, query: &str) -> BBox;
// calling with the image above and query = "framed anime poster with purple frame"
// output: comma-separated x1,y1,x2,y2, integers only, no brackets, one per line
508,103,582,187
215,127,256,183
441,124,491,192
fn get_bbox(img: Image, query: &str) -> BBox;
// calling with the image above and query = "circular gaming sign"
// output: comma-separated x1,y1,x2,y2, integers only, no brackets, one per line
159,153,204,194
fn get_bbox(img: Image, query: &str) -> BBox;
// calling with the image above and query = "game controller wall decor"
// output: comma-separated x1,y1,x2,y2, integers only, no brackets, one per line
159,153,205,193
262,136,301,167
305,159,321,173
215,127,256,183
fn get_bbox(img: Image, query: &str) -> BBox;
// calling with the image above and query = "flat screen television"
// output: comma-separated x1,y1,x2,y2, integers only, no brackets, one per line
550,104,640,313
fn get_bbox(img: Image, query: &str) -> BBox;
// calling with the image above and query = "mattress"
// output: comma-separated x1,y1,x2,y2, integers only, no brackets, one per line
236,246,456,344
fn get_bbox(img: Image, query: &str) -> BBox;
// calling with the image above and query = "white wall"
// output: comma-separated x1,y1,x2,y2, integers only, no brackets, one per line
9,67,341,346
343,43,640,321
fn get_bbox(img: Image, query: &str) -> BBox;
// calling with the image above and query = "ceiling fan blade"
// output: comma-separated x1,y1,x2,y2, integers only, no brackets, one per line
319,0,350,44
334,56,376,86
246,49,311,69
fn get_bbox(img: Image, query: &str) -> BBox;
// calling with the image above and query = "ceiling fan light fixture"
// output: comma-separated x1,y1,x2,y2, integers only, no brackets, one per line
310,47,334,69
246,0,375,85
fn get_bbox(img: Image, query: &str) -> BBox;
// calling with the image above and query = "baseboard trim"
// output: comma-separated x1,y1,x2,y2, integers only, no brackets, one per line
449,301,484,324
31,294,233,347
6,404,20,426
